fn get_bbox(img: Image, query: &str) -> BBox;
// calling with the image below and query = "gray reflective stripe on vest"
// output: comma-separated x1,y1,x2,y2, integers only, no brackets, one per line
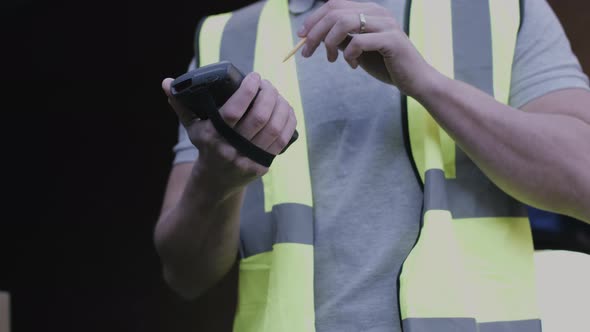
273,204,314,245
240,179,273,257
403,317,477,332
479,319,542,332
217,1,314,259
219,1,265,73
438,0,526,219
403,318,542,332
452,0,494,96
424,165,527,217
424,169,449,211
240,178,313,258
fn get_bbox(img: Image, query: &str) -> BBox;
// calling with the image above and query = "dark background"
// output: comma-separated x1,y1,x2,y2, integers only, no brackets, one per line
1,0,588,331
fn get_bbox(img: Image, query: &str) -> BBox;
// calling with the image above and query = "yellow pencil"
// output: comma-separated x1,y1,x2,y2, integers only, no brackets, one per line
282,37,307,63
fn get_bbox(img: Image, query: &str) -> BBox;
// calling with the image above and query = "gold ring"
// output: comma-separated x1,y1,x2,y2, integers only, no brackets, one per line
359,13,367,33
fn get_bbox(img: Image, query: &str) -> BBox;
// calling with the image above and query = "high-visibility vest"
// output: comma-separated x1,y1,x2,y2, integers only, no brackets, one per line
196,0,541,331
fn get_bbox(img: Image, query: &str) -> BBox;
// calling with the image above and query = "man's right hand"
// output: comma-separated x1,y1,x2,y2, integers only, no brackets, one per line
155,73,297,299
161,72,297,197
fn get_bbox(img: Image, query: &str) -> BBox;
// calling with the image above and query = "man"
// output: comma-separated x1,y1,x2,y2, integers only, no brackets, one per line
155,0,590,331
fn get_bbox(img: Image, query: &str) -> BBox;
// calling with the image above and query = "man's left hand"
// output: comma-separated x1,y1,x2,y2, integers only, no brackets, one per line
298,0,437,96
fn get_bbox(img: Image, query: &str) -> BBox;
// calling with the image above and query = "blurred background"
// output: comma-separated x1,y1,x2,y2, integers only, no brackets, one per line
0,0,588,331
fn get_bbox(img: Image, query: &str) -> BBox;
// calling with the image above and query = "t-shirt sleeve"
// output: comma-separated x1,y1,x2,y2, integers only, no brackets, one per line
509,0,590,109
172,58,200,165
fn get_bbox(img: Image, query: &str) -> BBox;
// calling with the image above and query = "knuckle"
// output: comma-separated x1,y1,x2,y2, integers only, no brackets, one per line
245,85,258,99
240,78,258,97
260,91,278,109
325,11,338,24
244,83,258,98
266,123,282,139
226,112,242,125
277,94,288,107
192,122,213,144
335,15,349,29
324,36,336,49
251,110,271,128
287,107,296,121
388,18,400,30
222,108,242,124
327,0,341,9
234,156,255,174
345,41,359,57
302,19,311,32
216,144,237,161
306,35,318,46
276,135,290,149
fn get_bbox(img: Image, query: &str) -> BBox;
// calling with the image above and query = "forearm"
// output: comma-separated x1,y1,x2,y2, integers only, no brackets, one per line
154,161,244,299
414,72,590,222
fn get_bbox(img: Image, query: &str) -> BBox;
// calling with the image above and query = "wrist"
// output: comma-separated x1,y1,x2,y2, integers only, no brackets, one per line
191,158,246,205
409,64,451,105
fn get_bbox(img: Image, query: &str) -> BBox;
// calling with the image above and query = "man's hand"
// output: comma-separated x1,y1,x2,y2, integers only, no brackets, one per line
297,0,436,96
156,74,297,299
161,73,297,198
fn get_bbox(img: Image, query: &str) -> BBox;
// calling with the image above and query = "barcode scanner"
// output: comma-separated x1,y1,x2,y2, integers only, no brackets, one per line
170,61,299,167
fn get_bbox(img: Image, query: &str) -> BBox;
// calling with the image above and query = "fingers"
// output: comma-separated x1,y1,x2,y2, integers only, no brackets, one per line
299,0,376,38
163,72,296,169
250,94,291,152
343,31,398,68
298,0,337,37
162,78,174,97
233,79,278,140
219,72,261,127
299,0,395,61
231,78,297,155
267,108,297,155
323,15,392,62
303,9,354,60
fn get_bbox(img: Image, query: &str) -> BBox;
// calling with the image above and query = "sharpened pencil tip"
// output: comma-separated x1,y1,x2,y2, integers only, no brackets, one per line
282,37,306,63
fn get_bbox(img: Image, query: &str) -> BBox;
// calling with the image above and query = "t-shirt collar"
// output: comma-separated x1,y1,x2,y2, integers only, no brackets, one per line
289,0,318,14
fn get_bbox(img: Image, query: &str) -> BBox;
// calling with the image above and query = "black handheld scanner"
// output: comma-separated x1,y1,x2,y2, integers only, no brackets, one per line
170,61,299,167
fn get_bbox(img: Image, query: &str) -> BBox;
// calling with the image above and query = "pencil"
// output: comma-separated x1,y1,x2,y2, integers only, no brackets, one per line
282,37,307,63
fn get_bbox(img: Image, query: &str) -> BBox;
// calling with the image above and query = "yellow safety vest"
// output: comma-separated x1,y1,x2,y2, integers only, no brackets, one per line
197,0,540,331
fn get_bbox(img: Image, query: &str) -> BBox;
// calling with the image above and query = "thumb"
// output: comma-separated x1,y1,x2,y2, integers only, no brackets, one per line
162,78,174,98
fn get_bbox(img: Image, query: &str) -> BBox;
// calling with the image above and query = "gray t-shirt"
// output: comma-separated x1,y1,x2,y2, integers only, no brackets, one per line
172,0,589,331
